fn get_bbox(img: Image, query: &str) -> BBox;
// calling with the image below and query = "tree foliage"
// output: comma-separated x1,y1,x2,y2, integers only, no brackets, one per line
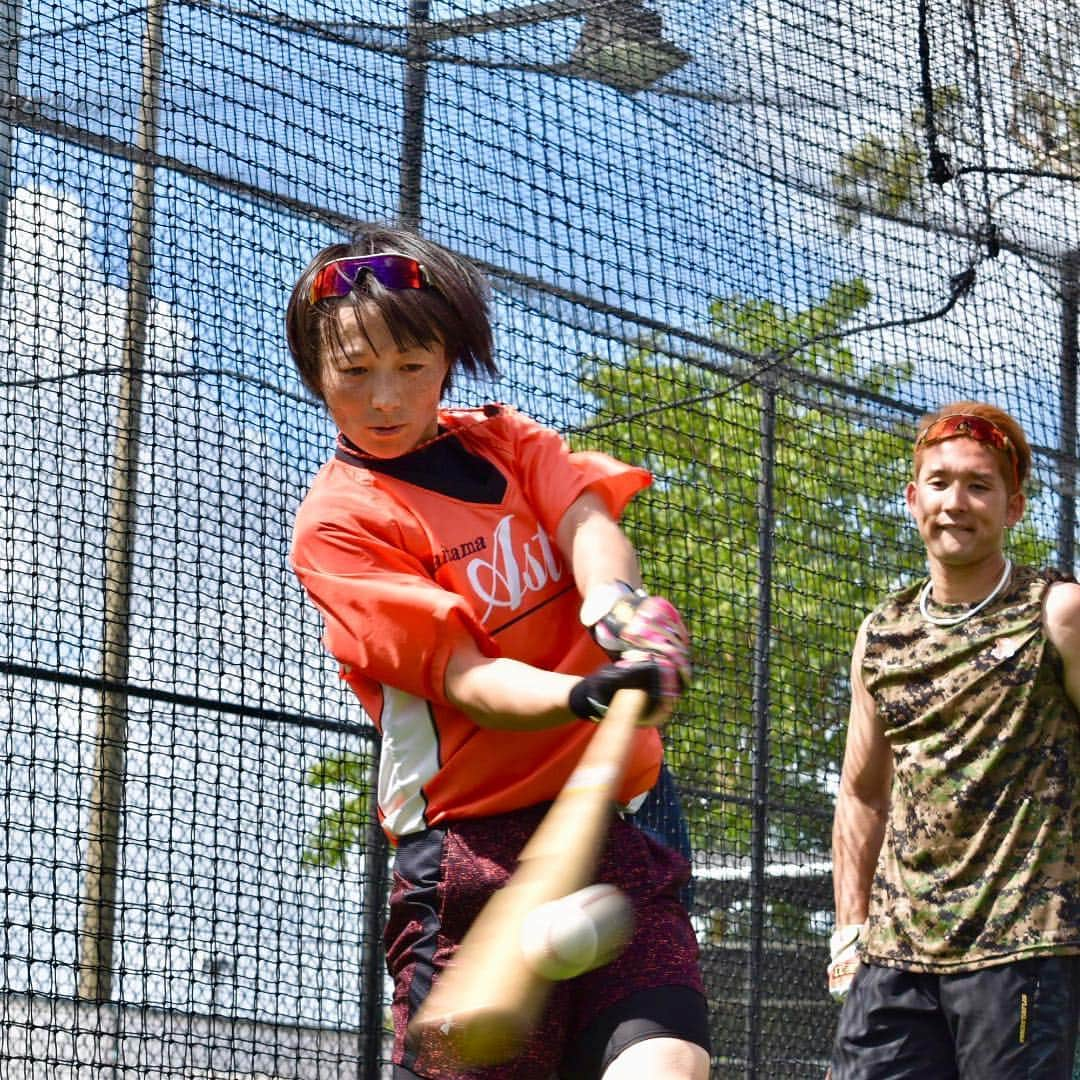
833,87,963,232
833,5,1080,231
1003,2,1080,175
300,749,376,870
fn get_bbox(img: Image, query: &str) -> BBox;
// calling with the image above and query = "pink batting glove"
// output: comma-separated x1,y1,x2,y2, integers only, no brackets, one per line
580,582,692,687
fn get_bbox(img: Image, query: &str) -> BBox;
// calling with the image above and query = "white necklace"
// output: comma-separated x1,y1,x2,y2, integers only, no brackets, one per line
918,558,1012,627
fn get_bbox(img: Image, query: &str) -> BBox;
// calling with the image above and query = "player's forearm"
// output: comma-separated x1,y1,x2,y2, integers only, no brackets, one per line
556,493,641,597
445,655,581,731
832,786,887,925
572,520,640,596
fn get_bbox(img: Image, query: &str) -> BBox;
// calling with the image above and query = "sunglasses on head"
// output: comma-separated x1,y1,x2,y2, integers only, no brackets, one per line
916,413,1019,486
308,253,429,305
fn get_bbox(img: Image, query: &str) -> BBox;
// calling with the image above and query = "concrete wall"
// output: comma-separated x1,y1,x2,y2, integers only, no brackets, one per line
1,992,375,1079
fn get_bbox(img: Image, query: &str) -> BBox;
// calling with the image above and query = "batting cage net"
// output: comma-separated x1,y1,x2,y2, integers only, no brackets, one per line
2,0,1078,1076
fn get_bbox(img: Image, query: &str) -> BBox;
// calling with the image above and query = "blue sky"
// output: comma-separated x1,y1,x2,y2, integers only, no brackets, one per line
24,0,802,337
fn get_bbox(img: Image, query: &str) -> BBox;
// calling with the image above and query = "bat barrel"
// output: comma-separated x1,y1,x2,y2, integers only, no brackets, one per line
409,1002,531,1067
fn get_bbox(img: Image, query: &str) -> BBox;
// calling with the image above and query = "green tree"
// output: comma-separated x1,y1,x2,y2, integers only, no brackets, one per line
832,7,1080,229
833,87,962,232
301,748,376,870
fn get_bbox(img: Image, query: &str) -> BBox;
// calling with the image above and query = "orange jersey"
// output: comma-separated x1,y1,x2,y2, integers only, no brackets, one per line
291,404,662,840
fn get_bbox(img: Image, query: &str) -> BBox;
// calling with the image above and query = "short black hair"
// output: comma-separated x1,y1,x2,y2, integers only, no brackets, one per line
285,225,497,402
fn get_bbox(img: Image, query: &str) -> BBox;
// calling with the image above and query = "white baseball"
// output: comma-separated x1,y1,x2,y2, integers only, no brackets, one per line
519,883,634,981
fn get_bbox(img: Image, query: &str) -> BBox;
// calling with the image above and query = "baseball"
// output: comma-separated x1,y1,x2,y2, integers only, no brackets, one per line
519,883,634,981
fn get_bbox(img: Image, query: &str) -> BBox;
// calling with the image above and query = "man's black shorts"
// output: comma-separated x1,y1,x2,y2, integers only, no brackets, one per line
830,956,1080,1079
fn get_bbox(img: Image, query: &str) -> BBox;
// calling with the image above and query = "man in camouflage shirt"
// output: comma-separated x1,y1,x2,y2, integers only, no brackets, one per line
828,401,1080,1078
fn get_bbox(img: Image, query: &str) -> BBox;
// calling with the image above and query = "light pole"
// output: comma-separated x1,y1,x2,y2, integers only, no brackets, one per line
399,0,431,229
394,0,690,228
0,1,23,301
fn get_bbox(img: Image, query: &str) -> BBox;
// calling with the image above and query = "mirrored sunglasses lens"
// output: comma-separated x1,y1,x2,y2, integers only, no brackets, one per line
366,255,424,289
309,256,424,302
956,417,1003,449
925,415,1006,452
310,261,360,303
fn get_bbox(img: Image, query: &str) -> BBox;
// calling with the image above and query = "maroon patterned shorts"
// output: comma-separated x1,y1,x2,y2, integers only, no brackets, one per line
384,803,708,1079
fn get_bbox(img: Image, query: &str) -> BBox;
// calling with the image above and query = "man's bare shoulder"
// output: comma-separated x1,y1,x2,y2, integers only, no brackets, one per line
1044,579,1080,647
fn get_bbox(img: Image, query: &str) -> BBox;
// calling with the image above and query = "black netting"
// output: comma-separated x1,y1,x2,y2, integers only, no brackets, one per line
3,1,1079,1076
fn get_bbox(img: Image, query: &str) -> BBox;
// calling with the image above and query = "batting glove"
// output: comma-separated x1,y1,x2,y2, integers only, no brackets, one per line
827,923,866,1003
579,581,692,687
568,656,682,723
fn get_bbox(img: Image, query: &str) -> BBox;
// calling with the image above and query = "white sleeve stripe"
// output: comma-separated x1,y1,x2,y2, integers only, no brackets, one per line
377,685,440,838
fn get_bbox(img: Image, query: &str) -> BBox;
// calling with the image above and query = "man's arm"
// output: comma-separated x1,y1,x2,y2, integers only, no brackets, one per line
1044,580,1080,713
444,644,582,731
833,616,892,926
827,616,891,1000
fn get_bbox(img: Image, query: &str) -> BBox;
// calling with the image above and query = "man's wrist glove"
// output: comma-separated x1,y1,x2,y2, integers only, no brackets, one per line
827,923,866,1002
579,581,692,686
568,656,681,721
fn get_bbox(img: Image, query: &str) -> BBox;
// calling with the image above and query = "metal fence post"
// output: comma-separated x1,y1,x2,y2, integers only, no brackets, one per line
0,0,21,303
745,378,777,1080
399,0,431,231
1059,251,1079,574
360,744,390,1079
77,0,166,1003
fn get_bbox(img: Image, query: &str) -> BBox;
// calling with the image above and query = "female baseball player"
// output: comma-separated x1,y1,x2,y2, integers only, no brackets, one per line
285,226,710,1079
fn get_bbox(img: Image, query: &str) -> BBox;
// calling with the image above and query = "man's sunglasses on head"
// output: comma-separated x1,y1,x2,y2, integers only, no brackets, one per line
916,412,1019,488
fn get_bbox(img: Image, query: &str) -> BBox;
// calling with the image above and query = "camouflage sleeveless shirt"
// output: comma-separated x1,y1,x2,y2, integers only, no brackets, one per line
860,564,1080,972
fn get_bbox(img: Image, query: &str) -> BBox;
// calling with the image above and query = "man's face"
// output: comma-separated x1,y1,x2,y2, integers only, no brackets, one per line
319,303,450,459
906,437,1025,567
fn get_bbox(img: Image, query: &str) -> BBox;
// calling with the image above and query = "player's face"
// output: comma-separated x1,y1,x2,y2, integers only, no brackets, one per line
905,437,1025,568
320,303,450,458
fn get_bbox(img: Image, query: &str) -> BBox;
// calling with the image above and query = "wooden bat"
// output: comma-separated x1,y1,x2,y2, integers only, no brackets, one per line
406,687,650,1067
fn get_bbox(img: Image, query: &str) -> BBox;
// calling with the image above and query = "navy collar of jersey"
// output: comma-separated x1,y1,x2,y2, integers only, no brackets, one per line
335,421,508,504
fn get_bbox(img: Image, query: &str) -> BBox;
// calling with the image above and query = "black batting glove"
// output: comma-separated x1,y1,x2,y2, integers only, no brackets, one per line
568,657,678,721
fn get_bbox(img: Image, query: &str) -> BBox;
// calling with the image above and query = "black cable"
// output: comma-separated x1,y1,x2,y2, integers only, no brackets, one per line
917,0,953,186
574,264,978,434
